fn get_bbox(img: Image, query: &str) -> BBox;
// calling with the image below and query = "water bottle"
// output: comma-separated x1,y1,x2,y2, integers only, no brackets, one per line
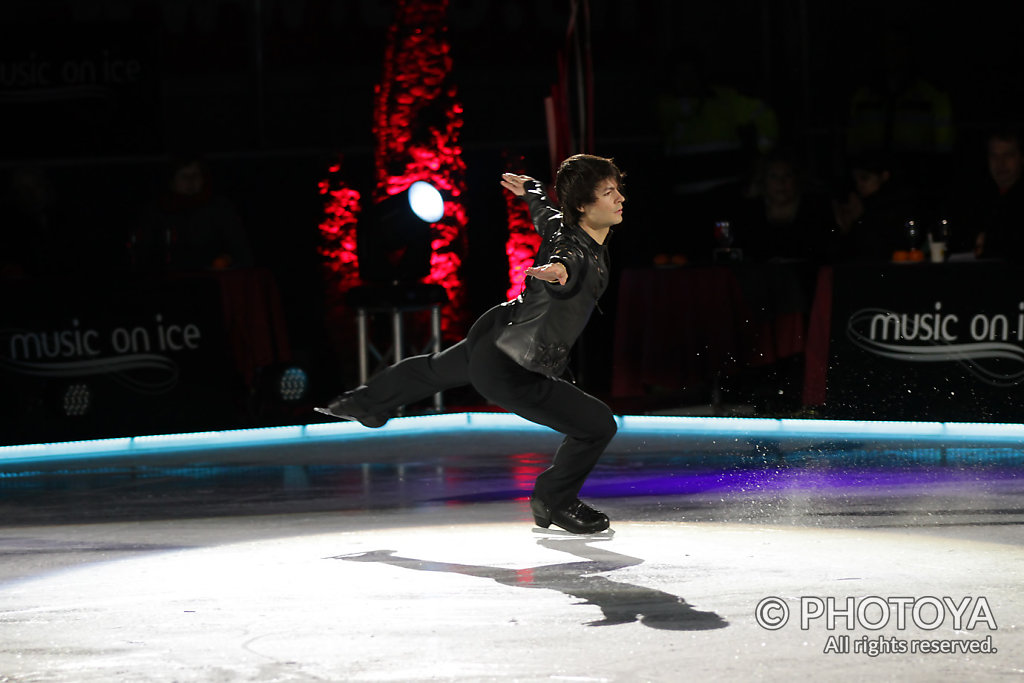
714,220,733,248
905,219,920,250
929,218,950,262
713,220,741,262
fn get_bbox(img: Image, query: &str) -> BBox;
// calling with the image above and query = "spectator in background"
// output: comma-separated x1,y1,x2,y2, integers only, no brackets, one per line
132,155,253,272
833,153,921,262
731,147,837,263
845,23,954,199
656,47,779,200
651,47,779,263
964,126,1024,261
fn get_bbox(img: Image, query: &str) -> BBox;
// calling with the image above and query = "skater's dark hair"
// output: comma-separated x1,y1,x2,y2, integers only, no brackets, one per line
555,154,625,227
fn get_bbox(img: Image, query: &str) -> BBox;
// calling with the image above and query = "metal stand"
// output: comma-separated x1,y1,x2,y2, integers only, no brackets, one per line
347,283,448,413
354,302,444,412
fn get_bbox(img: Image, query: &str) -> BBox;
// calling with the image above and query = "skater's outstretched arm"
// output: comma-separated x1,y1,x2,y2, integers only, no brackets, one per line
501,173,562,240
524,261,568,285
501,172,579,286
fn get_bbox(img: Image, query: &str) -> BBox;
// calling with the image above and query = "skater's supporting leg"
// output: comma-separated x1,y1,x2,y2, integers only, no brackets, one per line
467,337,617,509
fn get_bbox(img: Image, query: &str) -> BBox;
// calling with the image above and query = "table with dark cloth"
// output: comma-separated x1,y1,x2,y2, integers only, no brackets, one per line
801,261,1024,422
611,262,815,399
197,267,292,389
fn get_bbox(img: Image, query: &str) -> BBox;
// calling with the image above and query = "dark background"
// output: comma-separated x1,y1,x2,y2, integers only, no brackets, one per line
2,0,1022,438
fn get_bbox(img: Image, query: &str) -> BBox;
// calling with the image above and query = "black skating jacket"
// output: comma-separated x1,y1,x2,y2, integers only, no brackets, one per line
495,180,611,377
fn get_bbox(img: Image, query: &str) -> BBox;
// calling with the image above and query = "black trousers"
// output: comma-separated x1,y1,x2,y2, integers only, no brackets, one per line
354,304,617,508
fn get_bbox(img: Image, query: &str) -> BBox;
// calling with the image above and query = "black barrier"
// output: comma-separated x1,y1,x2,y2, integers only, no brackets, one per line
0,270,290,445
811,262,1024,422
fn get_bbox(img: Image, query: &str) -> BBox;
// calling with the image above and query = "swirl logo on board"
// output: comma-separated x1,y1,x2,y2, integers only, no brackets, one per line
0,315,202,394
846,304,1024,387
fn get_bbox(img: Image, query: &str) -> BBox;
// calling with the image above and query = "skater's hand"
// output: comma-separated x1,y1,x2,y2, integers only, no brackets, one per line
500,173,534,197
525,262,568,285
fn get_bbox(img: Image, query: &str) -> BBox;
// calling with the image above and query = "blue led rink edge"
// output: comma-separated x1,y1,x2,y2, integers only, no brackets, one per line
1,414,1023,466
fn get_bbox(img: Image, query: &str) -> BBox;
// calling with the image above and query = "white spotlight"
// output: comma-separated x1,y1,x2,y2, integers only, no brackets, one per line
407,180,444,223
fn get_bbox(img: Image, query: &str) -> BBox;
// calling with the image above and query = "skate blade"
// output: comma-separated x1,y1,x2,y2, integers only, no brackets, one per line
531,527,615,538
